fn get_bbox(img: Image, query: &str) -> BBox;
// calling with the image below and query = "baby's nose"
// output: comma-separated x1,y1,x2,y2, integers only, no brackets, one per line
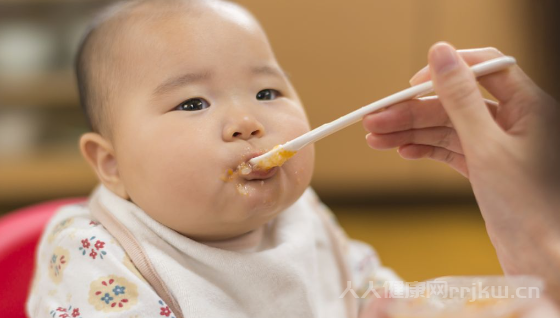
223,116,265,141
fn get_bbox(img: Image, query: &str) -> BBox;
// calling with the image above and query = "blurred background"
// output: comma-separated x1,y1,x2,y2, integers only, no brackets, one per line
0,0,558,282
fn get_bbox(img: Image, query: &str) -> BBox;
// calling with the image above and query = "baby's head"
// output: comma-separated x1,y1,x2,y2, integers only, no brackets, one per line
76,0,314,241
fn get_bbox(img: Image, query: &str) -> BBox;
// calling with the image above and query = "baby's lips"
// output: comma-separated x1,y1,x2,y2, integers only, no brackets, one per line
230,148,278,180
237,150,266,171
242,150,267,163
242,166,278,181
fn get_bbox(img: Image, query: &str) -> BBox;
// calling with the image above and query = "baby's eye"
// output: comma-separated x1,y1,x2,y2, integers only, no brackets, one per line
174,98,210,111
256,89,280,101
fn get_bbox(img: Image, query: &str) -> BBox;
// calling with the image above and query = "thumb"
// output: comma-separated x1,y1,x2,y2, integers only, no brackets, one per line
428,42,501,148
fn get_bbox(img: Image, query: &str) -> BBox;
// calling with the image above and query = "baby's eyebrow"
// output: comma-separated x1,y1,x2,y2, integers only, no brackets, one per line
251,65,290,80
153,71,212,96
152,65,289,97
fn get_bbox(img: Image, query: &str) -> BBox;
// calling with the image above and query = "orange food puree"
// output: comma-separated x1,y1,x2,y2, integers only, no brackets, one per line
220,162,253,182
236,184,249,196
220,168,236,182
221,146,296,197
253,146,297,171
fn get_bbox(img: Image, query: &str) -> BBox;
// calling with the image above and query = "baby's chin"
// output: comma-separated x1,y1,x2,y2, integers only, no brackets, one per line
159,173,310,241
228,169,291,210
222,168,307,218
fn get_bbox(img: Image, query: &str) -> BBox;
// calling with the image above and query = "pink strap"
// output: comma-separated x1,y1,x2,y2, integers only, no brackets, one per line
90,192,356,318
89,198,184,318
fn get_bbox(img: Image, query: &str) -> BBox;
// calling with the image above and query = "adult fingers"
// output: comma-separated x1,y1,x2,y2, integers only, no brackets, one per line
398,144,468,177
366,126,464,154
363,96,451,134
410,46,537,105
363,96,499,134
409,47,504,85
427,42,502,147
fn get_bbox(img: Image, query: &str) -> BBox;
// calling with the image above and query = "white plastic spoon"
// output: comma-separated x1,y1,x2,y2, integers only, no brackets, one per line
248,56,517,171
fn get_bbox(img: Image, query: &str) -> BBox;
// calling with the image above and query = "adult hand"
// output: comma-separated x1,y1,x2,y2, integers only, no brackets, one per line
363,42,560,304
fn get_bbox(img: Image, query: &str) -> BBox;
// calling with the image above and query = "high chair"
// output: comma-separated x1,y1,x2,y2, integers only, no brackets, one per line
0,198,86,318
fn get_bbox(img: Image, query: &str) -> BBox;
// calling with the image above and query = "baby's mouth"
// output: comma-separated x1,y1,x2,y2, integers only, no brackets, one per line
241,166,278,181
221,151,277,182
238,152,279,180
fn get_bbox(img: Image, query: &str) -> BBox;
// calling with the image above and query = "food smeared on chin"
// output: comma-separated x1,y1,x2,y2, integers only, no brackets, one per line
238,162,252,175
220,168,251,196
220,168,236,182
236,184,249,196
220,162,254,182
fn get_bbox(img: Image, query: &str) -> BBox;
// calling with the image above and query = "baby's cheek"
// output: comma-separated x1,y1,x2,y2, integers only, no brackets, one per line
139,139,217,199
286,145,314,189
282,118,314,185
159,151,217,192
142,159,218,232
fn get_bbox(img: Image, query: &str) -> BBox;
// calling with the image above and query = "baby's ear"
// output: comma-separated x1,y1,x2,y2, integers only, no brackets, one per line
79,132,129,199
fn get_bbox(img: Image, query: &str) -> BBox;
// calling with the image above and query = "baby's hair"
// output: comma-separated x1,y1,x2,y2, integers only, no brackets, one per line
75,0,142,136
74,0,237,137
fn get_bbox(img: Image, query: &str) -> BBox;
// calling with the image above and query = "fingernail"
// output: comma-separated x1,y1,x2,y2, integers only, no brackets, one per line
409,65,428,85
430,43,458,74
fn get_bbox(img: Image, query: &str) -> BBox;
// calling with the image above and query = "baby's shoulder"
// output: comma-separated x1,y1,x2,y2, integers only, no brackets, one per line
36,201,135,274
41,201,115,250
28,202,175,317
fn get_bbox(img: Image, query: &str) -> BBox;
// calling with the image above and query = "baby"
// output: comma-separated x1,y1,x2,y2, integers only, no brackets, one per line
26,0,398,317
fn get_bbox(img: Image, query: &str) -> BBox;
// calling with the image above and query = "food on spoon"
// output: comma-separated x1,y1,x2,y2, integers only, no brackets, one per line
252,145,296,171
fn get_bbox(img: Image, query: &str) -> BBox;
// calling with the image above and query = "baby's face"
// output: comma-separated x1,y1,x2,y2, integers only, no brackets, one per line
109,4,314,240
